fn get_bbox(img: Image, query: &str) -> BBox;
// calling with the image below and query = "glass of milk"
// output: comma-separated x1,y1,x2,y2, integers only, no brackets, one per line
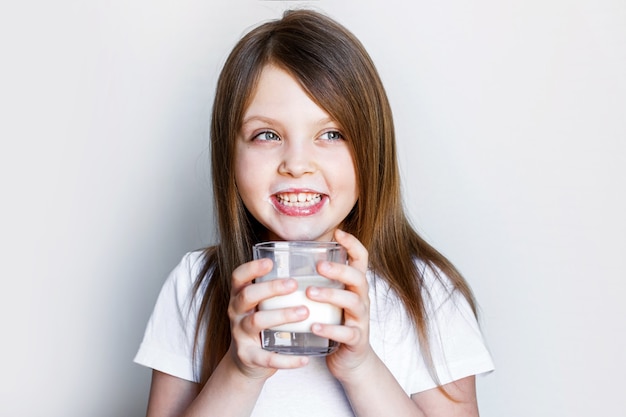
253,241,347,355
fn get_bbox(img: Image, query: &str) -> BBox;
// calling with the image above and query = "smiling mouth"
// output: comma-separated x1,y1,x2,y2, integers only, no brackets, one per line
275,192,322,207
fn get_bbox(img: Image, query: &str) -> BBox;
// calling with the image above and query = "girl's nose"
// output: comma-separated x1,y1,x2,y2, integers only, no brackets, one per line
278,141,316,177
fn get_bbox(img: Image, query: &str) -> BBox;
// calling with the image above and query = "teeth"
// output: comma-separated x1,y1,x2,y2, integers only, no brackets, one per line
276,193,322,206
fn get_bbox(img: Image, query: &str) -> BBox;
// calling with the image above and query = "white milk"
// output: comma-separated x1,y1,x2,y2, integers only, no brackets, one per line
258,276,343,332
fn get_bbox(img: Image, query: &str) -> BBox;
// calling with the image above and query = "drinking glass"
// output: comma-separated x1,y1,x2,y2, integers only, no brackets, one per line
253,241,347,355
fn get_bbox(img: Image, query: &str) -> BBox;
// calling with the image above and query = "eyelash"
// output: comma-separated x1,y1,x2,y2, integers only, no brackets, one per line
252,130,344,142
320,131,344,141
253,131,280,141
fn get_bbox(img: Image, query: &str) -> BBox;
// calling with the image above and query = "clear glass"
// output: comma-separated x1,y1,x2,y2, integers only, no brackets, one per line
253,241,347,355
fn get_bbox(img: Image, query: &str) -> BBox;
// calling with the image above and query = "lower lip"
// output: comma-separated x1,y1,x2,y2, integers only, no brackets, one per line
272,195,326,216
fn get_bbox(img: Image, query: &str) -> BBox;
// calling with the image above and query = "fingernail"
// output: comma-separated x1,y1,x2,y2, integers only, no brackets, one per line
296,306,308,316
318,261,331,273
308,286,320,296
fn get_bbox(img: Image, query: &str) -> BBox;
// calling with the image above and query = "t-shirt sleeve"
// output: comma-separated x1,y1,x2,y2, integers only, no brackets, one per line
369,264,495,395
414,265,495,392
133,252,205,382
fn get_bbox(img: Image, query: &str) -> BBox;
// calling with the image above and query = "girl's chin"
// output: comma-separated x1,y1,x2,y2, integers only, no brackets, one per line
268,228,335,242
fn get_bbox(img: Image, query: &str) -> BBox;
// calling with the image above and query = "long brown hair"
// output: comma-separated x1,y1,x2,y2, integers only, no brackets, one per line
193,9,477,387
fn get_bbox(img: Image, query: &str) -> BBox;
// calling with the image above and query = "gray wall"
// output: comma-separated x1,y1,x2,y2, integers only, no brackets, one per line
2,1,624,415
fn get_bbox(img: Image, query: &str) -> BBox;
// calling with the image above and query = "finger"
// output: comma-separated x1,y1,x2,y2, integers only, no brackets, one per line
241,305,310,335
311,323,363,348
231,258,272,295
316,259,366,293
229,344,308,378
305,286,365,317
251,349,310,370
333,229,368,274
230,278,298,317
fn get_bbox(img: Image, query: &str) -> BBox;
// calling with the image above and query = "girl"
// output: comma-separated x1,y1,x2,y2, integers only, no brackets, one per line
135,9,494,417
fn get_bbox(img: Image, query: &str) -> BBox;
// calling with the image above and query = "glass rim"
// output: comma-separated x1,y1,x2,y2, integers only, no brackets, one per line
253,241,343,251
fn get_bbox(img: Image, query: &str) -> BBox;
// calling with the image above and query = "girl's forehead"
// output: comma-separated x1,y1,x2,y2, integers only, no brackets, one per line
244,66,324,113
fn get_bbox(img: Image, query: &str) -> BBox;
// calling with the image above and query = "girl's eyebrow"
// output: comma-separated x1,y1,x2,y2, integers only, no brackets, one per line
316,117,340,127
241,115,340,128
241,115,275,126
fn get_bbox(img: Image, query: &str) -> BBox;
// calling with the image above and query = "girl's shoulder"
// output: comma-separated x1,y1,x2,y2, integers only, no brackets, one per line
178,250,208,276
160,249,213,299
368,257,459,313
369,258,455,292
415,258,457,294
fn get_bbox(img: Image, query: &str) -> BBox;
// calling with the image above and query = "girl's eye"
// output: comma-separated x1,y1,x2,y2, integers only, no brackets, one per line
320,131,343,141
254,131,280,141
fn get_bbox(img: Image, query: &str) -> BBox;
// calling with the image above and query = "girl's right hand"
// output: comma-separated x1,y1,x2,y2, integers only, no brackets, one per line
226,258,310,380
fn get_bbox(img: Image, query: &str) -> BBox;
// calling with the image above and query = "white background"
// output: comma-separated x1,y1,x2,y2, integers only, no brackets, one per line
1,0,624,416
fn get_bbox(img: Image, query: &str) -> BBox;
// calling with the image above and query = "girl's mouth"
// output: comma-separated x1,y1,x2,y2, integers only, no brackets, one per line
275,192,322,207
272,192,326,216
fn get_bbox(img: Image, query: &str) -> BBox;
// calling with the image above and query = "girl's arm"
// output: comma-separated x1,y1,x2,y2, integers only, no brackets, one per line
411,376,478,416
145,258,310,417
146,371,201,417
310,229,479,416
146,352,266,417
334,351,479,416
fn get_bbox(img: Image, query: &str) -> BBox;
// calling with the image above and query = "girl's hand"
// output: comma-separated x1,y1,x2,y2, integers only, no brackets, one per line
306,229,374,380
227,258,310,380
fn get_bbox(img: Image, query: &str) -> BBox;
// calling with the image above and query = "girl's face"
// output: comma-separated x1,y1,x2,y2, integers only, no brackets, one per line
235,65,358,242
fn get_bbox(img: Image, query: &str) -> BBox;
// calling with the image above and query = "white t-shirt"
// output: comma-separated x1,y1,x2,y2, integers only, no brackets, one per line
135,251,494,416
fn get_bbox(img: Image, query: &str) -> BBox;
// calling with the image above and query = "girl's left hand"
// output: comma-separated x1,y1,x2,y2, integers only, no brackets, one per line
306,229,373,379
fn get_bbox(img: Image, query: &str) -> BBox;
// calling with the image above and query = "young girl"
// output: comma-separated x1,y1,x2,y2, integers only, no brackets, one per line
135,9,494,417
